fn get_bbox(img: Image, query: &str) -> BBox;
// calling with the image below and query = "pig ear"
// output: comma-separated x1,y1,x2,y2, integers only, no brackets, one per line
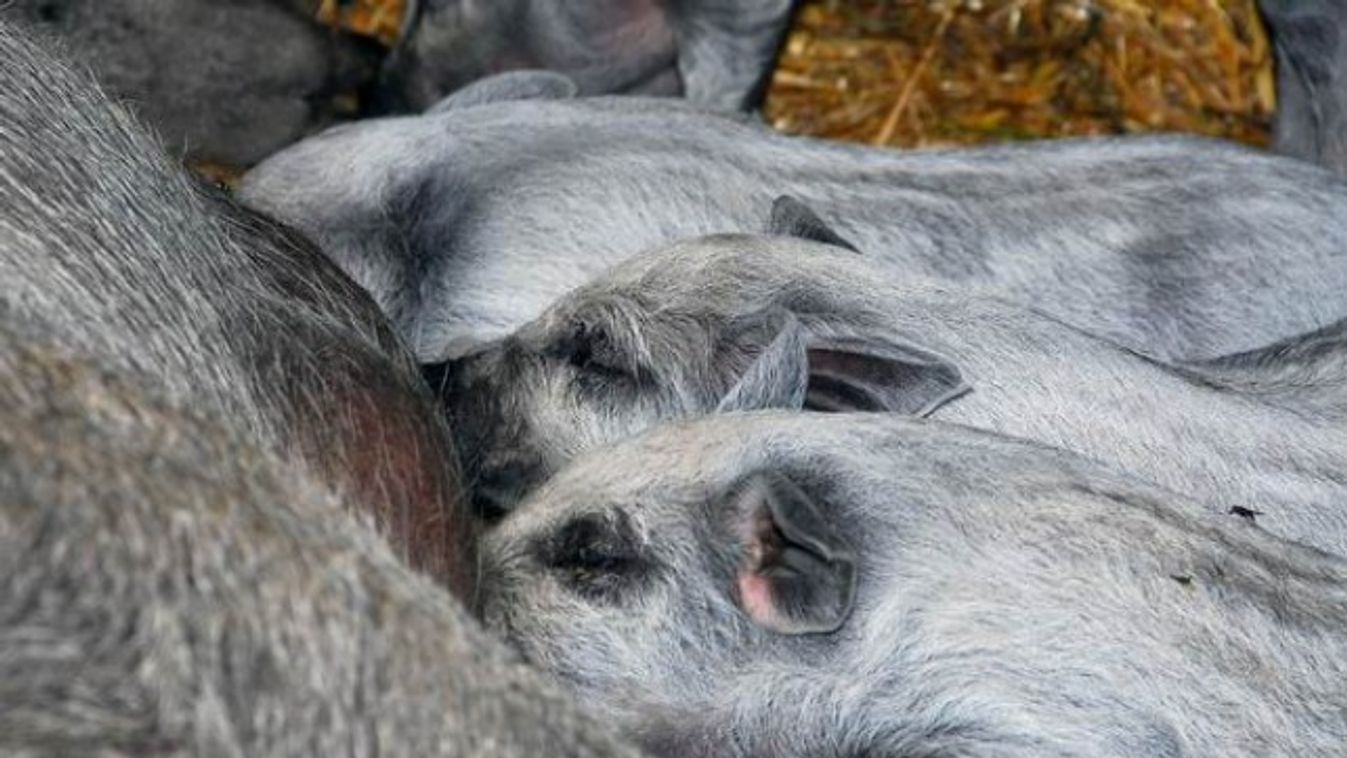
766,196,859,253
715,310,809,413
805,335,970,416
715,315,969,417
729,473,857,635
427,70,579,113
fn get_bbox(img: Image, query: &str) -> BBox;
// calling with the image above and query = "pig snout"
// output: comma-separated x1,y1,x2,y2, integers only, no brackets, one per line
426,343,550,521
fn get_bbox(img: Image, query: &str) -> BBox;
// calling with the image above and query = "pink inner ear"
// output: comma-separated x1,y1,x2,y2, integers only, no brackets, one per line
738,573,777,627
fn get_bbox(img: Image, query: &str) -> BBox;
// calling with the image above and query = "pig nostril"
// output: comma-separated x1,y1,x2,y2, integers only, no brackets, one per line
471,456,545,521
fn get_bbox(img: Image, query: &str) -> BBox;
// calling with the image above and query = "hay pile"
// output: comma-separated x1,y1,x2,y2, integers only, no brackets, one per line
764,0,1274,149
316,0,406,45
323,0,1274,150
297,1,1277,156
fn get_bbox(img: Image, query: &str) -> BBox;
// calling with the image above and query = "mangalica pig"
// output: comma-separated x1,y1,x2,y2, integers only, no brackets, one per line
482,411,1347,757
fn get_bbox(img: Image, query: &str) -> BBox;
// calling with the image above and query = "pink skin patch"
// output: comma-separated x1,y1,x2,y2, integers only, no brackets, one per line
735,499,783,626
738,572,777,627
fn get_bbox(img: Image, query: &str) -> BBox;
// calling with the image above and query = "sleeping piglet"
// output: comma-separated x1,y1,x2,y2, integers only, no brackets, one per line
433,219,1347,559
481,411,1347,757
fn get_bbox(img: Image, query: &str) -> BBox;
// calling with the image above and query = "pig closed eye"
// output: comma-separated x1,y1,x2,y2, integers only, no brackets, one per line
540,512,651,601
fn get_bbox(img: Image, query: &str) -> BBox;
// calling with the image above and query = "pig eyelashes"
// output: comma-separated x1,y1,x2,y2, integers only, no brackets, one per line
536,510,654,602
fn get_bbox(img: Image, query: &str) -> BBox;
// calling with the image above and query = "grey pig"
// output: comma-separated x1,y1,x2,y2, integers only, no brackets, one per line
1261,0,1347,178
0,325,644,758
481,410,1347,757
239,81,1347,362
437,231,1347,558
1,0,382,166
380,0,797,112
1182,313,1347,421
0,19,469,590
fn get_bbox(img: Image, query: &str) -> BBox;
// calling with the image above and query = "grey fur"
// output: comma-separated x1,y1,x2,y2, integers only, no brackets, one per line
713,310,810,413
240,93,1347,362
482,411,1347,757
440,235,1347,557
0,0,381,166
1262,0,1347,177
0,324,644,758
382,0,796,112
0,19,469,590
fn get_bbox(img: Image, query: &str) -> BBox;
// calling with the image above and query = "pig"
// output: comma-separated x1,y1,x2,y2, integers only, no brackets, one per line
435,230,1347,559
239,83,1347,363
380,0,797,113
480,410,1347,757
0,0,383,166
1261,0,1347,177
0,18,468,590
0,323,644,757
